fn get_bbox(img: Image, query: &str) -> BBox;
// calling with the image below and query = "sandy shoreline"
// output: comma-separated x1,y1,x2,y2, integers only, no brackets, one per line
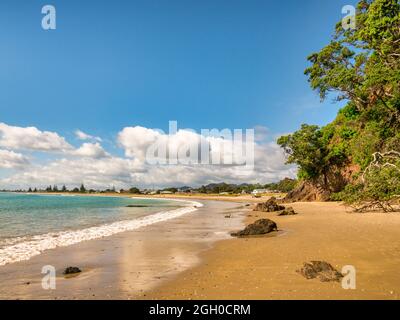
0,199,246,299
1,194,400,300
145,201,400,300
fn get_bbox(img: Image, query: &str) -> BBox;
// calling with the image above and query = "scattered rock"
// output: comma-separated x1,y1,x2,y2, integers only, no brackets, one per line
231,219,278,237
126,205,149,208
278,207,298,216
254,197,285,212
63,267,82,275
297,261,343,282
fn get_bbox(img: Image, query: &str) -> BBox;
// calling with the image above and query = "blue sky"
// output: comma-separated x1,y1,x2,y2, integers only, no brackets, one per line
1,0,355,136
0,0,357,188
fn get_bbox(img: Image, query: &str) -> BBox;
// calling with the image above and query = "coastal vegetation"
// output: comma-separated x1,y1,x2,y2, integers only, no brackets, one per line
278,0,400,210
195,179,296,194
1,178,297,195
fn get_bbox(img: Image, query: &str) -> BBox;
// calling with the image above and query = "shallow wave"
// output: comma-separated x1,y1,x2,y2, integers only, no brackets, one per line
0,199,203,266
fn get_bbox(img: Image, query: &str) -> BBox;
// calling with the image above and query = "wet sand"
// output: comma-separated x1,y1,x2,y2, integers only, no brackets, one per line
145,201,400,300
0,200,246,299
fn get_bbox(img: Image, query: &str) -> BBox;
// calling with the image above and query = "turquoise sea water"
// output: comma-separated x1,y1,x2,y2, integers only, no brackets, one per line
0,193,202,266
0,193,179,243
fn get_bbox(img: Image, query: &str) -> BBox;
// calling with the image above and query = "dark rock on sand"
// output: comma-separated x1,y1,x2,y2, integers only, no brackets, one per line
254,197,285,212
126,205,149,208
231,219,278,237
297,261,343,282
278,207,298,216
64,267,82,275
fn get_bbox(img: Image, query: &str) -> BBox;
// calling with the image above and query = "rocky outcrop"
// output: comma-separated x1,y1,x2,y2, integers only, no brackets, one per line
254,197,285,212
283,181,330,202
297,261,343,282
283,164,360,203
231,219,277,237
64,267,82,275
278,207,297,216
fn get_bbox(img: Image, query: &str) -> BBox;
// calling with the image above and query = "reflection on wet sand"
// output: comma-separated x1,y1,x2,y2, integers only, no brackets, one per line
0,200,246,300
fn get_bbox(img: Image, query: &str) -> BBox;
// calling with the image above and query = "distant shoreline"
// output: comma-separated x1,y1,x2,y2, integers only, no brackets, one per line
8,190,284,204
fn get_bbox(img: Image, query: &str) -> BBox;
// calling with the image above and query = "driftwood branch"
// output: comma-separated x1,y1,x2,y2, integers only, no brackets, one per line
350,151,400,213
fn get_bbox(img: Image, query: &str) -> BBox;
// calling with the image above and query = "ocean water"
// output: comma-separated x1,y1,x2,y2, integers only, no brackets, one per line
0,193,202,266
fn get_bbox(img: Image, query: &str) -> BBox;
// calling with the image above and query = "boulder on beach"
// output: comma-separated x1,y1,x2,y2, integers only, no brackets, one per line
63,267,82,275
297,261,343,282
126,205,149,208
254,197,285,212
278,207,298,216
231,219,278,237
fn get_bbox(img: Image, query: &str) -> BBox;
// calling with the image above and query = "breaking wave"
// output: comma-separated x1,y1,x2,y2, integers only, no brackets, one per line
0,199,203,266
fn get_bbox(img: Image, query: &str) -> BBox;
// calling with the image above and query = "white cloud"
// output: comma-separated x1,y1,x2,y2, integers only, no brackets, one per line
1,157,136,189
75,130,102,142
72,142,109,159
118,125,249,165
0,149,30,169
0,123,72,152
0,123,296,189
118,126,163,160
1,150,295,190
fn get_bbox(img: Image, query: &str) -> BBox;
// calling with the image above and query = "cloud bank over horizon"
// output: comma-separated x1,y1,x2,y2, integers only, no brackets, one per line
0,122,296,189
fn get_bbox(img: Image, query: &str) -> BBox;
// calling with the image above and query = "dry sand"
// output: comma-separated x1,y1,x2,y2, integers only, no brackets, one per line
145,201,400,300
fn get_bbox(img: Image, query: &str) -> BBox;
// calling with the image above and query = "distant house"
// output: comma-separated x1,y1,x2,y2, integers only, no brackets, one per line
160,190,174,194
251,189,268,197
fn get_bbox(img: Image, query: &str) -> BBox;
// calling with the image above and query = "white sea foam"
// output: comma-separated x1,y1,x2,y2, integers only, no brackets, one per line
0,199,203,266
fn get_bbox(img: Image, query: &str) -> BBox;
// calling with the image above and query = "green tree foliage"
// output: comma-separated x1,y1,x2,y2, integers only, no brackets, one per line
264,179,297,192
129,187,141,194
275,178,298,193
277,124,330,181
279,0,400,205
194,180,296,194
162,187,178,193
305,0,400,117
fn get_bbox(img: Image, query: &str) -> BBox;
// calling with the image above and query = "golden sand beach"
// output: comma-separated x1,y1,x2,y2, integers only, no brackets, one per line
1,195,399,300
145,199,400,300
